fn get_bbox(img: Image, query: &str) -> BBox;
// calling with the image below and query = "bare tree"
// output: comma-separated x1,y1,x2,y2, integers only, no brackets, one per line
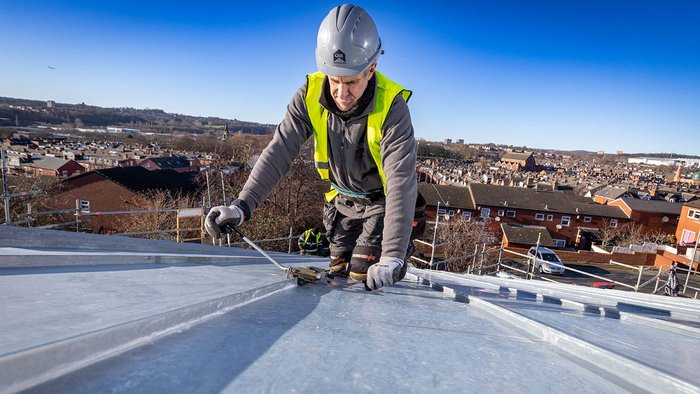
598,220,674,248
111,191,201,239
416,217,499,273
2,175,61,225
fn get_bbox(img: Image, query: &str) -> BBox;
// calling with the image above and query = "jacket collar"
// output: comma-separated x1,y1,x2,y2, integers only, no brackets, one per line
319,75,377,121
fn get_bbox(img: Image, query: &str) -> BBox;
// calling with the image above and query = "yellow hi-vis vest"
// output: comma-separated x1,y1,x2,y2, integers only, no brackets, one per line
304,229,321,245
304,71,412,202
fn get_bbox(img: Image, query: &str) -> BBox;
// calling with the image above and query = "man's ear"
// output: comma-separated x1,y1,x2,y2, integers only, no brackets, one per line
367,63,377,77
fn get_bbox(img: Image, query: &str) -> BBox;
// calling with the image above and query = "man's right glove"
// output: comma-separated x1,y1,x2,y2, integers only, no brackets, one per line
366,257,404,290
205,204,246,240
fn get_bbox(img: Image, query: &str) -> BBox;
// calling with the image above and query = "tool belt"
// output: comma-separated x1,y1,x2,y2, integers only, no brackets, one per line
338,190,385,206
332,182,384,206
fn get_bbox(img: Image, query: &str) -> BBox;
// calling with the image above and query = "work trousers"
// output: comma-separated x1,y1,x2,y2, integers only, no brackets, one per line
323,195,384,257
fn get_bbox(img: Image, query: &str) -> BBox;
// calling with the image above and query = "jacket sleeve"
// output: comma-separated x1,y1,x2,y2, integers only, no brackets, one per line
237,83,313,212
379,95,418,259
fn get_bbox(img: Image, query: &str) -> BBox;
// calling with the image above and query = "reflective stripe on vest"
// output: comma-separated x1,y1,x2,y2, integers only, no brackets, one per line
304,71,411,202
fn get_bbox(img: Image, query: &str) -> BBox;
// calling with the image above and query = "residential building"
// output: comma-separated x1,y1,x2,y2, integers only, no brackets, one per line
418,182,629,249
418,183,475,222
592,186,630,204
47,166,200,233
676,200,700,246
139,156,198,173
607,198,682,235
500,223,555,248
496,151,536,172
19,155,84,177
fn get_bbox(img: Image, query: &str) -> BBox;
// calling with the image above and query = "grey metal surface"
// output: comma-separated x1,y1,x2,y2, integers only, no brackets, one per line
24,282,629,394
1,226,699,393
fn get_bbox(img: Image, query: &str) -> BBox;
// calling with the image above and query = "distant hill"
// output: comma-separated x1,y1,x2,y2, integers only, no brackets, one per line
0,96,275,135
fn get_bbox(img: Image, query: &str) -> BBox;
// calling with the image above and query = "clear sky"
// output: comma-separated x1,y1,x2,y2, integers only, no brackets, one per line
2,1,699,155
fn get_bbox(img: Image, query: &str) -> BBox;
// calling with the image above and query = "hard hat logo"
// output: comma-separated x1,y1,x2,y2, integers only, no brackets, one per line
316,4,381,77
333,50,346,64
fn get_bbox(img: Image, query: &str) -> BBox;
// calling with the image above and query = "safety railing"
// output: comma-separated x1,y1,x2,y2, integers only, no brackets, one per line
11,202,311,254
651,264,699,299
411,240,501,275
214,228,302,255
14,204,204,242
497,248,700,298
498,247,652,291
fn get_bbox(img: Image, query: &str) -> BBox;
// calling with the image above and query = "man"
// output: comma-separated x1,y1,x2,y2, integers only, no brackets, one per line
298,227,329,256
205,4,417,290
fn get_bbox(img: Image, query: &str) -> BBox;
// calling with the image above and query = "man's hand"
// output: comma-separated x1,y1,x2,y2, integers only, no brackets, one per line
204,204,245,240
366,257,403,290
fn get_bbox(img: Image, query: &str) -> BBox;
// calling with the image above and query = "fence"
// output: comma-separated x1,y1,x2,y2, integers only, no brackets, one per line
413,235,699,299
11,200,315,255
9,199,699,299
213,228,301,254
14,203,204,242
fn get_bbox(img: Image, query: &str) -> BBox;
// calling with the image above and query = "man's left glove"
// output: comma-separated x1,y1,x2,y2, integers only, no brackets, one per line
366,257,404,290
205,204,246,240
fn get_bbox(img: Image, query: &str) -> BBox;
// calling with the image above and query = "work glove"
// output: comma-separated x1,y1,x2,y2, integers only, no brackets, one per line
205,204,246,240
366,256,404,290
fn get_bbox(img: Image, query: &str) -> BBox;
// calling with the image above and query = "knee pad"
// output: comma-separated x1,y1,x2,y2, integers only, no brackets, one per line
329,251,352,275
348,245,380,280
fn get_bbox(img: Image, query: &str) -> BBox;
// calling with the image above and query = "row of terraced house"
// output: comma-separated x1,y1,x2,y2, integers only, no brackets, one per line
418,182,700,269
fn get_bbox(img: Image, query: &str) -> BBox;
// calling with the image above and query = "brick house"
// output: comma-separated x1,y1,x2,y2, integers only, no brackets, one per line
607,198,681,236
592,185,630,204
47,166,201,233
468,183,629,248
676,200,700,246
496,151,536,172
500,223,555,248
139,156,198,173
19,155,84,177
2,137,38,151
418,183,475,222
418,182,629,249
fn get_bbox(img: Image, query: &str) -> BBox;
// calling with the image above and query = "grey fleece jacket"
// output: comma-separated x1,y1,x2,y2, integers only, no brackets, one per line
237,74,417,259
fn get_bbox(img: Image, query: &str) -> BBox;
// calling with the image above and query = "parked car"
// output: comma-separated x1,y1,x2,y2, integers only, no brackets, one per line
527,247,566,275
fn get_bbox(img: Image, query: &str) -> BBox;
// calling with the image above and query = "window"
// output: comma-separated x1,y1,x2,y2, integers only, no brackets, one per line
79,200,90,213
437,208,446,215
553,239,566,248
448,210,455,217
497,209,505,217
609,219,618,228
535,213,545,221
481,208,491,218
681,229,696,244
561,216,571,227
583,216,592,223
546,214,554,221
688,209,700,220
62,171,68,177
462,212,472,221
506,210,516,218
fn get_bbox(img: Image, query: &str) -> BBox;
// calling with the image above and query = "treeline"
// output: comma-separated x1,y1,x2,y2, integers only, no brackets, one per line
417,140,478,161
0,96,275,135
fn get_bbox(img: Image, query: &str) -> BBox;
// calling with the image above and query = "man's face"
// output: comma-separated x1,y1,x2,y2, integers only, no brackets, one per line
328,64,376,112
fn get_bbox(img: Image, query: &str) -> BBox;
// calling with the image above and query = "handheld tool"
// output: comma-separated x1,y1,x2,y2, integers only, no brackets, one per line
227,225,328,285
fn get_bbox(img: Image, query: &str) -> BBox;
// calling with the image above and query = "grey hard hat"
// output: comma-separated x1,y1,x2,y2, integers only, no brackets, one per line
316,4,382,77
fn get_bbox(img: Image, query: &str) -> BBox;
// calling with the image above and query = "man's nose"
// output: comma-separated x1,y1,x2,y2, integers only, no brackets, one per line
337,83,349,97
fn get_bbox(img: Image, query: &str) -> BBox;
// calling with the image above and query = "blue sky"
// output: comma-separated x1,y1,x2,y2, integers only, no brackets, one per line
2,1,699,155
